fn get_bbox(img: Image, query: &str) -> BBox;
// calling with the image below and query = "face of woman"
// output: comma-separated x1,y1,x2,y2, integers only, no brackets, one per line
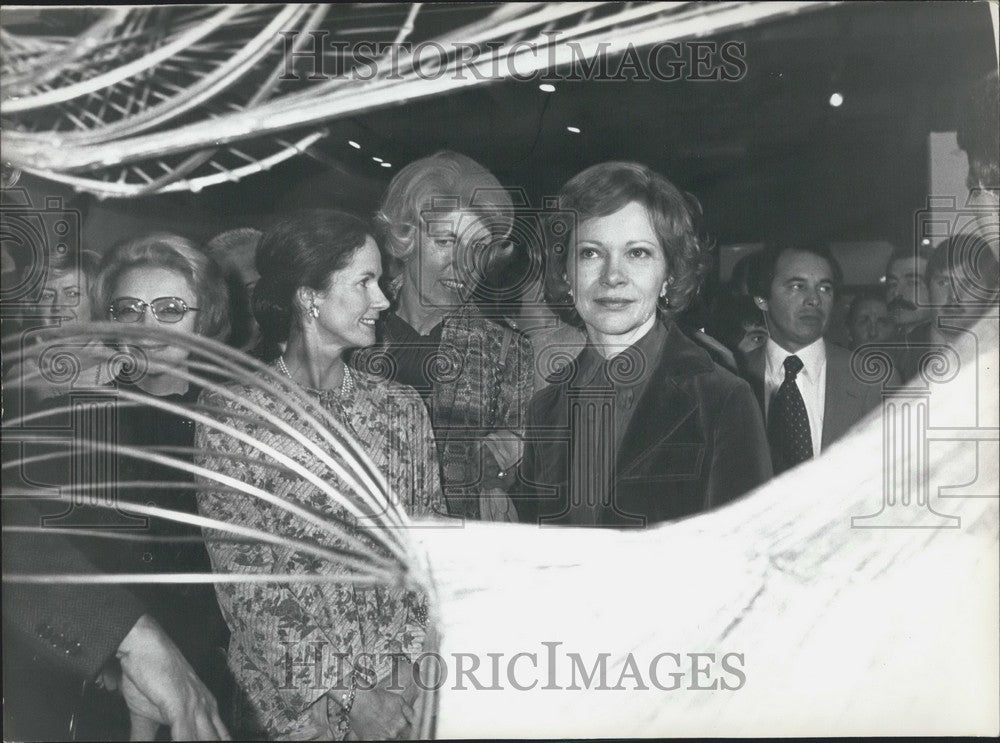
311,237,390,354
849,298,894,347
42,271,91,326
111,267,199,371
568,201,669,347
403,209,494,309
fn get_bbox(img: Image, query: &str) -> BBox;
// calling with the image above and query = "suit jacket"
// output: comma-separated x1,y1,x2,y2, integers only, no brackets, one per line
2,522,145,678
3,381,230,682
742,340,891,451
514,321,772,527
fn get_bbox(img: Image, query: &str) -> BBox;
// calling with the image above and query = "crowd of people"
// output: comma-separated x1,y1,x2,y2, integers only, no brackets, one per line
2,71,998,743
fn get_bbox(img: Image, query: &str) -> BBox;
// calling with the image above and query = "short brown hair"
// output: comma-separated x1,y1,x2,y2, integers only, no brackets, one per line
544,161,712,326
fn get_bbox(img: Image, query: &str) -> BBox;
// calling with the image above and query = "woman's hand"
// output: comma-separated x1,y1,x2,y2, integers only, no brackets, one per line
95,664,122,692
483,430,523,473
348,687,413,740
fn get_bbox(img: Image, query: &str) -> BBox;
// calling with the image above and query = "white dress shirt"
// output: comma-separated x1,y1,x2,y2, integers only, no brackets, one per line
764,337,827,456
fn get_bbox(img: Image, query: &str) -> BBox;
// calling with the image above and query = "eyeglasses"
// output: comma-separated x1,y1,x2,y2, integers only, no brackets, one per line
108,296,200,324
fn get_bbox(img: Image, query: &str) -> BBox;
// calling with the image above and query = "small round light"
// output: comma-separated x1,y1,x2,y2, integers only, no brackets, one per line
538,83,556,93
381,162,392,168
348,140,361,149
566,126,581,134
921,238,931,245
828,92,844,107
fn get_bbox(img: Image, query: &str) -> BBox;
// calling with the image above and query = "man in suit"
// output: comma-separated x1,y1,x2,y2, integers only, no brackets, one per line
743,242,894,475
3,512,231,740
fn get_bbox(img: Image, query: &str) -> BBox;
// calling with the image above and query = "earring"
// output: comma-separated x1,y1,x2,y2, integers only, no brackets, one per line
659,283,668,298
309,302,319,319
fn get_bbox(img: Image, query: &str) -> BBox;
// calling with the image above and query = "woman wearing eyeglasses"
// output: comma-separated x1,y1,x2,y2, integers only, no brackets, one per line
95,233,230,395
82,233,235,737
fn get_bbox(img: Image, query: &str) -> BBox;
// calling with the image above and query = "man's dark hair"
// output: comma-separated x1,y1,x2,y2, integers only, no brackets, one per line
706,293,767,352
926,232,1000,296
748,240,842,300
957,69,999,191
884,243,935,279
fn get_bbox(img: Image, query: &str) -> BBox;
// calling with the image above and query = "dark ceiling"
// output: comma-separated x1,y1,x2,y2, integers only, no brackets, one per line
32,1,997,254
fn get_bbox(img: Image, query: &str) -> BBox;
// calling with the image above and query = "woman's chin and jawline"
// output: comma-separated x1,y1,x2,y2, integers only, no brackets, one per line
583,312,661,359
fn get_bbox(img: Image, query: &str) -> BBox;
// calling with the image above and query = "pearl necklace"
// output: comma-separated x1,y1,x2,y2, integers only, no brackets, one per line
277,355,354,396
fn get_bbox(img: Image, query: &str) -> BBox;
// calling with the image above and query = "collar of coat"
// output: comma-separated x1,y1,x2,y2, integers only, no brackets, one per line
552,318,715,387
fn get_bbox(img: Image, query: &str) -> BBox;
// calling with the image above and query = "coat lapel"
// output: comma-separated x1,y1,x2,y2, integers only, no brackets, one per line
614,324,711,478
743,346,767,414
821,342,861,448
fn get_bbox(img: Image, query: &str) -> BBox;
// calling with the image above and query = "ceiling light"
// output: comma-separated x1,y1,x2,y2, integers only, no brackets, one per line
566,126,581,134
539,83,556,93
381,162,392,168
372,156,383,163
348,140,361,149
828,92,844,107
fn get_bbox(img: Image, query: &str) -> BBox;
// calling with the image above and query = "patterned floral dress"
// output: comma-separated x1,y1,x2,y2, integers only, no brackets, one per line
195,369,443,740
354,303,535,520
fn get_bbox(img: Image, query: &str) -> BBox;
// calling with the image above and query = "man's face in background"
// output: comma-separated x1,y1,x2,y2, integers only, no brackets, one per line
885,256,932,329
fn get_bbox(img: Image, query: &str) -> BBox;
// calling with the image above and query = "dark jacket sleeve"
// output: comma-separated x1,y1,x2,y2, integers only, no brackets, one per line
510,391,545,525
706,378,773,505
3,525,146,678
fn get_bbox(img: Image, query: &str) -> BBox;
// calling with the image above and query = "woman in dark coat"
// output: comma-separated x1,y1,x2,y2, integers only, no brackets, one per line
514,162,772,528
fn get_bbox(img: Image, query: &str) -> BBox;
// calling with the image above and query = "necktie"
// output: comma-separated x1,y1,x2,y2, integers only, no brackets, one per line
768,354,813,474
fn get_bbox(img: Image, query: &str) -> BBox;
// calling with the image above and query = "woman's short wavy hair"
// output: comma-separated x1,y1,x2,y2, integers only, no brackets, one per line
375,150,513,273
544,161,712,326
91,233,230,341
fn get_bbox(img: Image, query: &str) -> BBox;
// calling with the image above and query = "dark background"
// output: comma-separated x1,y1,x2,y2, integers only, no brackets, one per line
16,1,998,260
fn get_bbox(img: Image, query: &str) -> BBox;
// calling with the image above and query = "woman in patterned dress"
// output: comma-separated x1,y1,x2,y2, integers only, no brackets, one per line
195,210,443,740
355,151,534,522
